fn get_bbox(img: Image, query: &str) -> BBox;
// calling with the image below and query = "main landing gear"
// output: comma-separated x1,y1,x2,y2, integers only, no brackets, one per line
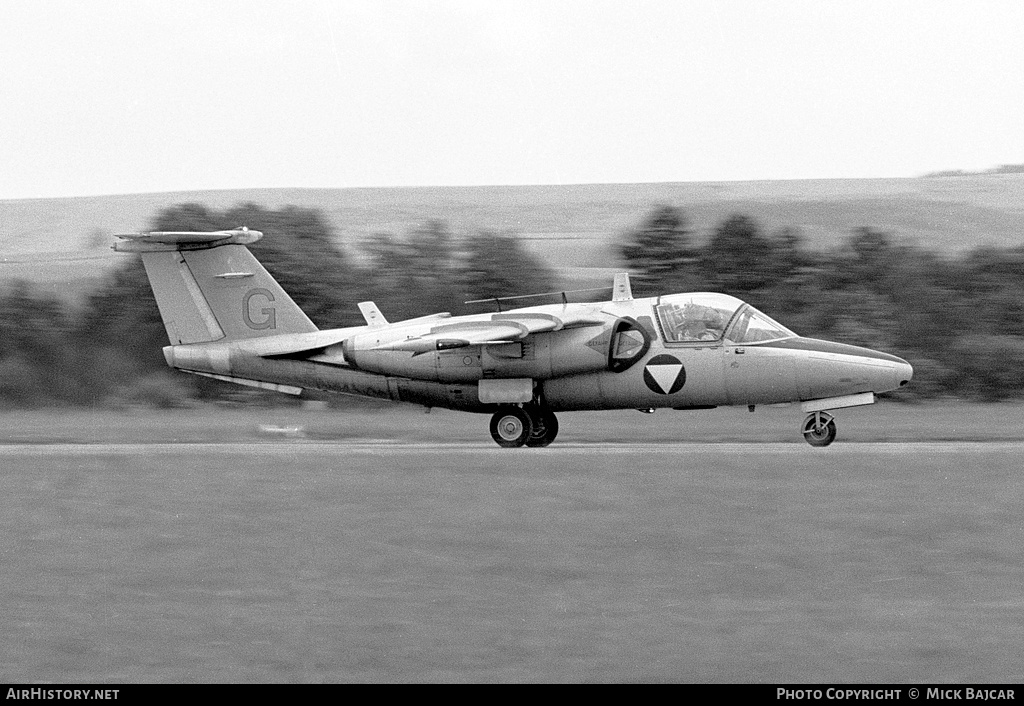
801,411,837,447
489,404,559,448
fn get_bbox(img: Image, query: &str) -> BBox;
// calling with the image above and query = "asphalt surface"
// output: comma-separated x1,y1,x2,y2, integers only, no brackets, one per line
2,440,1023,455
4,436,1022,683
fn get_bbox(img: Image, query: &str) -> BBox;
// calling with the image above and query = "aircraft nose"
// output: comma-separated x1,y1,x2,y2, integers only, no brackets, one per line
785,338,914,397
869,352,913,393
895,357,913,389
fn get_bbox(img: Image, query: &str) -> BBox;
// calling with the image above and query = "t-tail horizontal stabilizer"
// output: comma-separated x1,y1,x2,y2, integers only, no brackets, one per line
113,227,262,252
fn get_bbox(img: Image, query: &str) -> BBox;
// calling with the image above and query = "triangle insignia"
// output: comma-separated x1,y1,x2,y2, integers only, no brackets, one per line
586,331,611,354
642,354,686,395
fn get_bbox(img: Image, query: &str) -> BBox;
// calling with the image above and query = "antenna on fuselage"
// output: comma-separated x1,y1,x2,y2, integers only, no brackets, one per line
612,272,633,302
465,285,615,312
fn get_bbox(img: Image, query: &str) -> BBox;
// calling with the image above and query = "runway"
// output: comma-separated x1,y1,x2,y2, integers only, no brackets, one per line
2,439,1023,456
4,429,1023,682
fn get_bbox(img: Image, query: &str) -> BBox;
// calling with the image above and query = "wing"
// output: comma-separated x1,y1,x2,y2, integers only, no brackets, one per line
370,311,603,353
233,330,353,357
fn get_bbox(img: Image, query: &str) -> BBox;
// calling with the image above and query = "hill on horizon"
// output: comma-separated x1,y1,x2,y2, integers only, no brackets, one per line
3,174,1024,301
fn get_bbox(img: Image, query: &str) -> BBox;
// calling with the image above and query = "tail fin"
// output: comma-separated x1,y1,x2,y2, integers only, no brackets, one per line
114,228,317,345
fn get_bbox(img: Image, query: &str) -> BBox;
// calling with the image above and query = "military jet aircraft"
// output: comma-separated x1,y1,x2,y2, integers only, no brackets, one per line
114,227,912,447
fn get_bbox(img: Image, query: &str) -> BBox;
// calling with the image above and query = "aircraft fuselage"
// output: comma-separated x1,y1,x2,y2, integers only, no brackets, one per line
165,294,912,415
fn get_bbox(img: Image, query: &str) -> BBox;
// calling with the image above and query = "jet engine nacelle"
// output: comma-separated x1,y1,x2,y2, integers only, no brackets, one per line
342,318,649,383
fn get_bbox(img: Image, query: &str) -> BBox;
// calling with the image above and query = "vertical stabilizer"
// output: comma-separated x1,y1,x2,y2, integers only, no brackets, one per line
114,229,318,345
140,250,226,344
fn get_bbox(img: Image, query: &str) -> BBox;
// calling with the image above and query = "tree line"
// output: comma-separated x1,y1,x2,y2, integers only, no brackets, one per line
1,201,1023,408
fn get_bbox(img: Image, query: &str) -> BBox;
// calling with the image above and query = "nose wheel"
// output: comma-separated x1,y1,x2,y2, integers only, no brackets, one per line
801,411,837,447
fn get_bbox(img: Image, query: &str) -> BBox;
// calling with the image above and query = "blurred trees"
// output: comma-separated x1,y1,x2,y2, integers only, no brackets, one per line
703,213,776,293
618,205,700,295
6,199,1024,407
459,230,557,306
362,220,465,320
0,281,79,406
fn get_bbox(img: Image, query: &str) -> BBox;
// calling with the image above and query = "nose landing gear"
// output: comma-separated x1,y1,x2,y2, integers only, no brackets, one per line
489,404,559,448
801,411,837,447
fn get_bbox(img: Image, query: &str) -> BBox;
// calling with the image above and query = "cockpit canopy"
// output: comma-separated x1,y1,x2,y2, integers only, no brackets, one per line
654,293,796,344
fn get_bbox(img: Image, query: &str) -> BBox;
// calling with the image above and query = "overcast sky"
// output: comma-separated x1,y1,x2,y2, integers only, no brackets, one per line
1,0,1022,199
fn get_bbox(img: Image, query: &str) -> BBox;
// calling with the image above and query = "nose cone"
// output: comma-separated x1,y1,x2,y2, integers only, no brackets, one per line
844,348,913,395
772,338,913,398
894,356,914,390
844,347,914,394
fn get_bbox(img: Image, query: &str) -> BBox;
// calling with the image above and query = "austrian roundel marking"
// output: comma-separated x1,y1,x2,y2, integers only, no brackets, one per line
643,354,686,395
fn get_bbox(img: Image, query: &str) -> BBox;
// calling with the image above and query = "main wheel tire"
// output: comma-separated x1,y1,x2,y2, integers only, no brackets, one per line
802,413,837,447
490,406,533,448
523,405,559,447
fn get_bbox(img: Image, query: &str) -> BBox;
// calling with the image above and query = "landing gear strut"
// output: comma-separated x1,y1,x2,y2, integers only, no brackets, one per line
801,411,837,447
488,404,559,448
